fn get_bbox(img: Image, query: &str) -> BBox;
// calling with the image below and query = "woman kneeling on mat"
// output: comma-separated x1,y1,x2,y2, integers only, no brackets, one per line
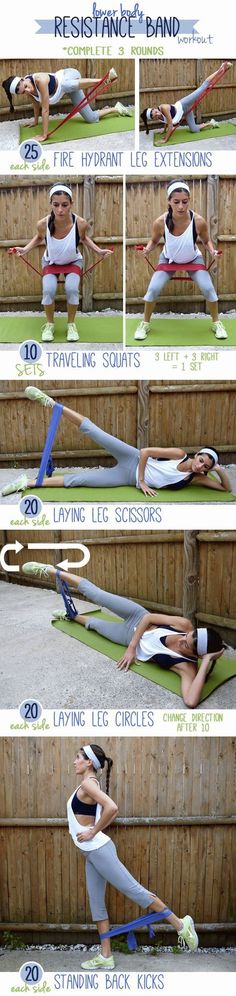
134,180,227,341
21,566,225,709
2,67,131,142
2,388,232,498
140,63,232,143
9,183,112,343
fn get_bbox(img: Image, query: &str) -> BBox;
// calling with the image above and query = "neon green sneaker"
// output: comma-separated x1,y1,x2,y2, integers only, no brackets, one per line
41,322,54,342
1,473,28,496
178,915,199,951
67,323,80,342
24,386,54,407
52,609,68,621
134,320,150,340
114,101,133,117
22,562,51,580
81,953,115,970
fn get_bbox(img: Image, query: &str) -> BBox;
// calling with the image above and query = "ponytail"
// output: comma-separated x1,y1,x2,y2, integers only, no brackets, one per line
87,744,113,794
2,78,15,114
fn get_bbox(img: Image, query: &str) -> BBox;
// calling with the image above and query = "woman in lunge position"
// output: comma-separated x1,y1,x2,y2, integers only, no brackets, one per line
9,183,112,342
140,62,232,142
134,180,227,341
2,66,131,141
64,742,199,967
21,564,225,708
2,387,231,498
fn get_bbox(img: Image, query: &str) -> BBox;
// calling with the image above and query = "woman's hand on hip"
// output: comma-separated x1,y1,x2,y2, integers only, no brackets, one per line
76,827,96,842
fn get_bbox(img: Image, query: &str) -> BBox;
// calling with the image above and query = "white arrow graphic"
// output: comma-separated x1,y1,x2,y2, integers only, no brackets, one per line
27,542,90,570
0,540,24,572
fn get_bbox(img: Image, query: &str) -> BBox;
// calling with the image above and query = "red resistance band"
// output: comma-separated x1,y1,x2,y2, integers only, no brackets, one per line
47,70,115,139
42,263,82,277
135,246,222,281
9,248,114,284
166,63,230,142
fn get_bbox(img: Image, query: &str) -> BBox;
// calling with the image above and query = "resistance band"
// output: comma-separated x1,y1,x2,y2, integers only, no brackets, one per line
8,248,114,284
101,908,172,951
165,63,230,142
135,245,222,281
55,569,78,619
35,403,63,486
47,70,116,139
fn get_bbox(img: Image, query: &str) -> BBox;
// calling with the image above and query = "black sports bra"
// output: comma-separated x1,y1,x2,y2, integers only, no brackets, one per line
150,625,197,669
71,791,97,816
26,73,57,97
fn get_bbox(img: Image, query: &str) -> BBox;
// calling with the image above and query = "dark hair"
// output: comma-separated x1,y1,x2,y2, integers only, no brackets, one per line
166,182,190,233
48,189,72,236
140,108,151,135
82,744,113,794
2,77,19,114
192,628,224,677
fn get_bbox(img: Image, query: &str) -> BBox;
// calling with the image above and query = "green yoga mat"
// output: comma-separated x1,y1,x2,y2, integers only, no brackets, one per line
20,113,134,145
153,122,236,146
25,483,236,503
0,315,122,345
52,612,236,702
126,317,236,348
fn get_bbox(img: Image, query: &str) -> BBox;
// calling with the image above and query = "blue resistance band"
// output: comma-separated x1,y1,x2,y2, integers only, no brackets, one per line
36,403,63,486
56,569,78,620
101,908,172,951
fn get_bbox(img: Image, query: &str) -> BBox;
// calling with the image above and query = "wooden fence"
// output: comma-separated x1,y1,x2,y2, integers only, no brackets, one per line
0,177,123,312
126,175,236,312
0,59,134,118
0,737,235,942
0,530,235,646
0,381,235,465
140,59,236,122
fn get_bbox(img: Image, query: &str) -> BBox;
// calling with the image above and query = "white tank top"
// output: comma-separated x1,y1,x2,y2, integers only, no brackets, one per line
163,213,201,264
44,216,83,266
67,790,109,852
31,69,66,105
136,455,191,490
136,626,189,662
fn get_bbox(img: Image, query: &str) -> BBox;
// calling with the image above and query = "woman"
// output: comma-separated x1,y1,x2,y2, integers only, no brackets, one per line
22,566,225,708
134,179,227,341
140,62,232,142
2,67,131,141
2,388,232,497
9,183,112,342
66,742,199,968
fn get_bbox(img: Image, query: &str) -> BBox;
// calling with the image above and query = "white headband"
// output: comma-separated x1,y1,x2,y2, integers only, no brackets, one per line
49,184,72,200
199,447,218,465
146,108,153,122
197,629,208,656
83,745,101,770
9,77,22,95
167,181,190,197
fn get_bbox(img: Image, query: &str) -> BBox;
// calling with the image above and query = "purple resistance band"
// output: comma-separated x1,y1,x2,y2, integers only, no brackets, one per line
101,908,172,951
36,403,63,486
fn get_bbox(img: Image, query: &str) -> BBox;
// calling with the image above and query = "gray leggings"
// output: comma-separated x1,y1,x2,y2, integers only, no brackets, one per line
42,267,81,306
181,78,210,132
78,578,146,645
144,251,218,304
61,68,99,123
64,418,140,488
82,839,153,920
